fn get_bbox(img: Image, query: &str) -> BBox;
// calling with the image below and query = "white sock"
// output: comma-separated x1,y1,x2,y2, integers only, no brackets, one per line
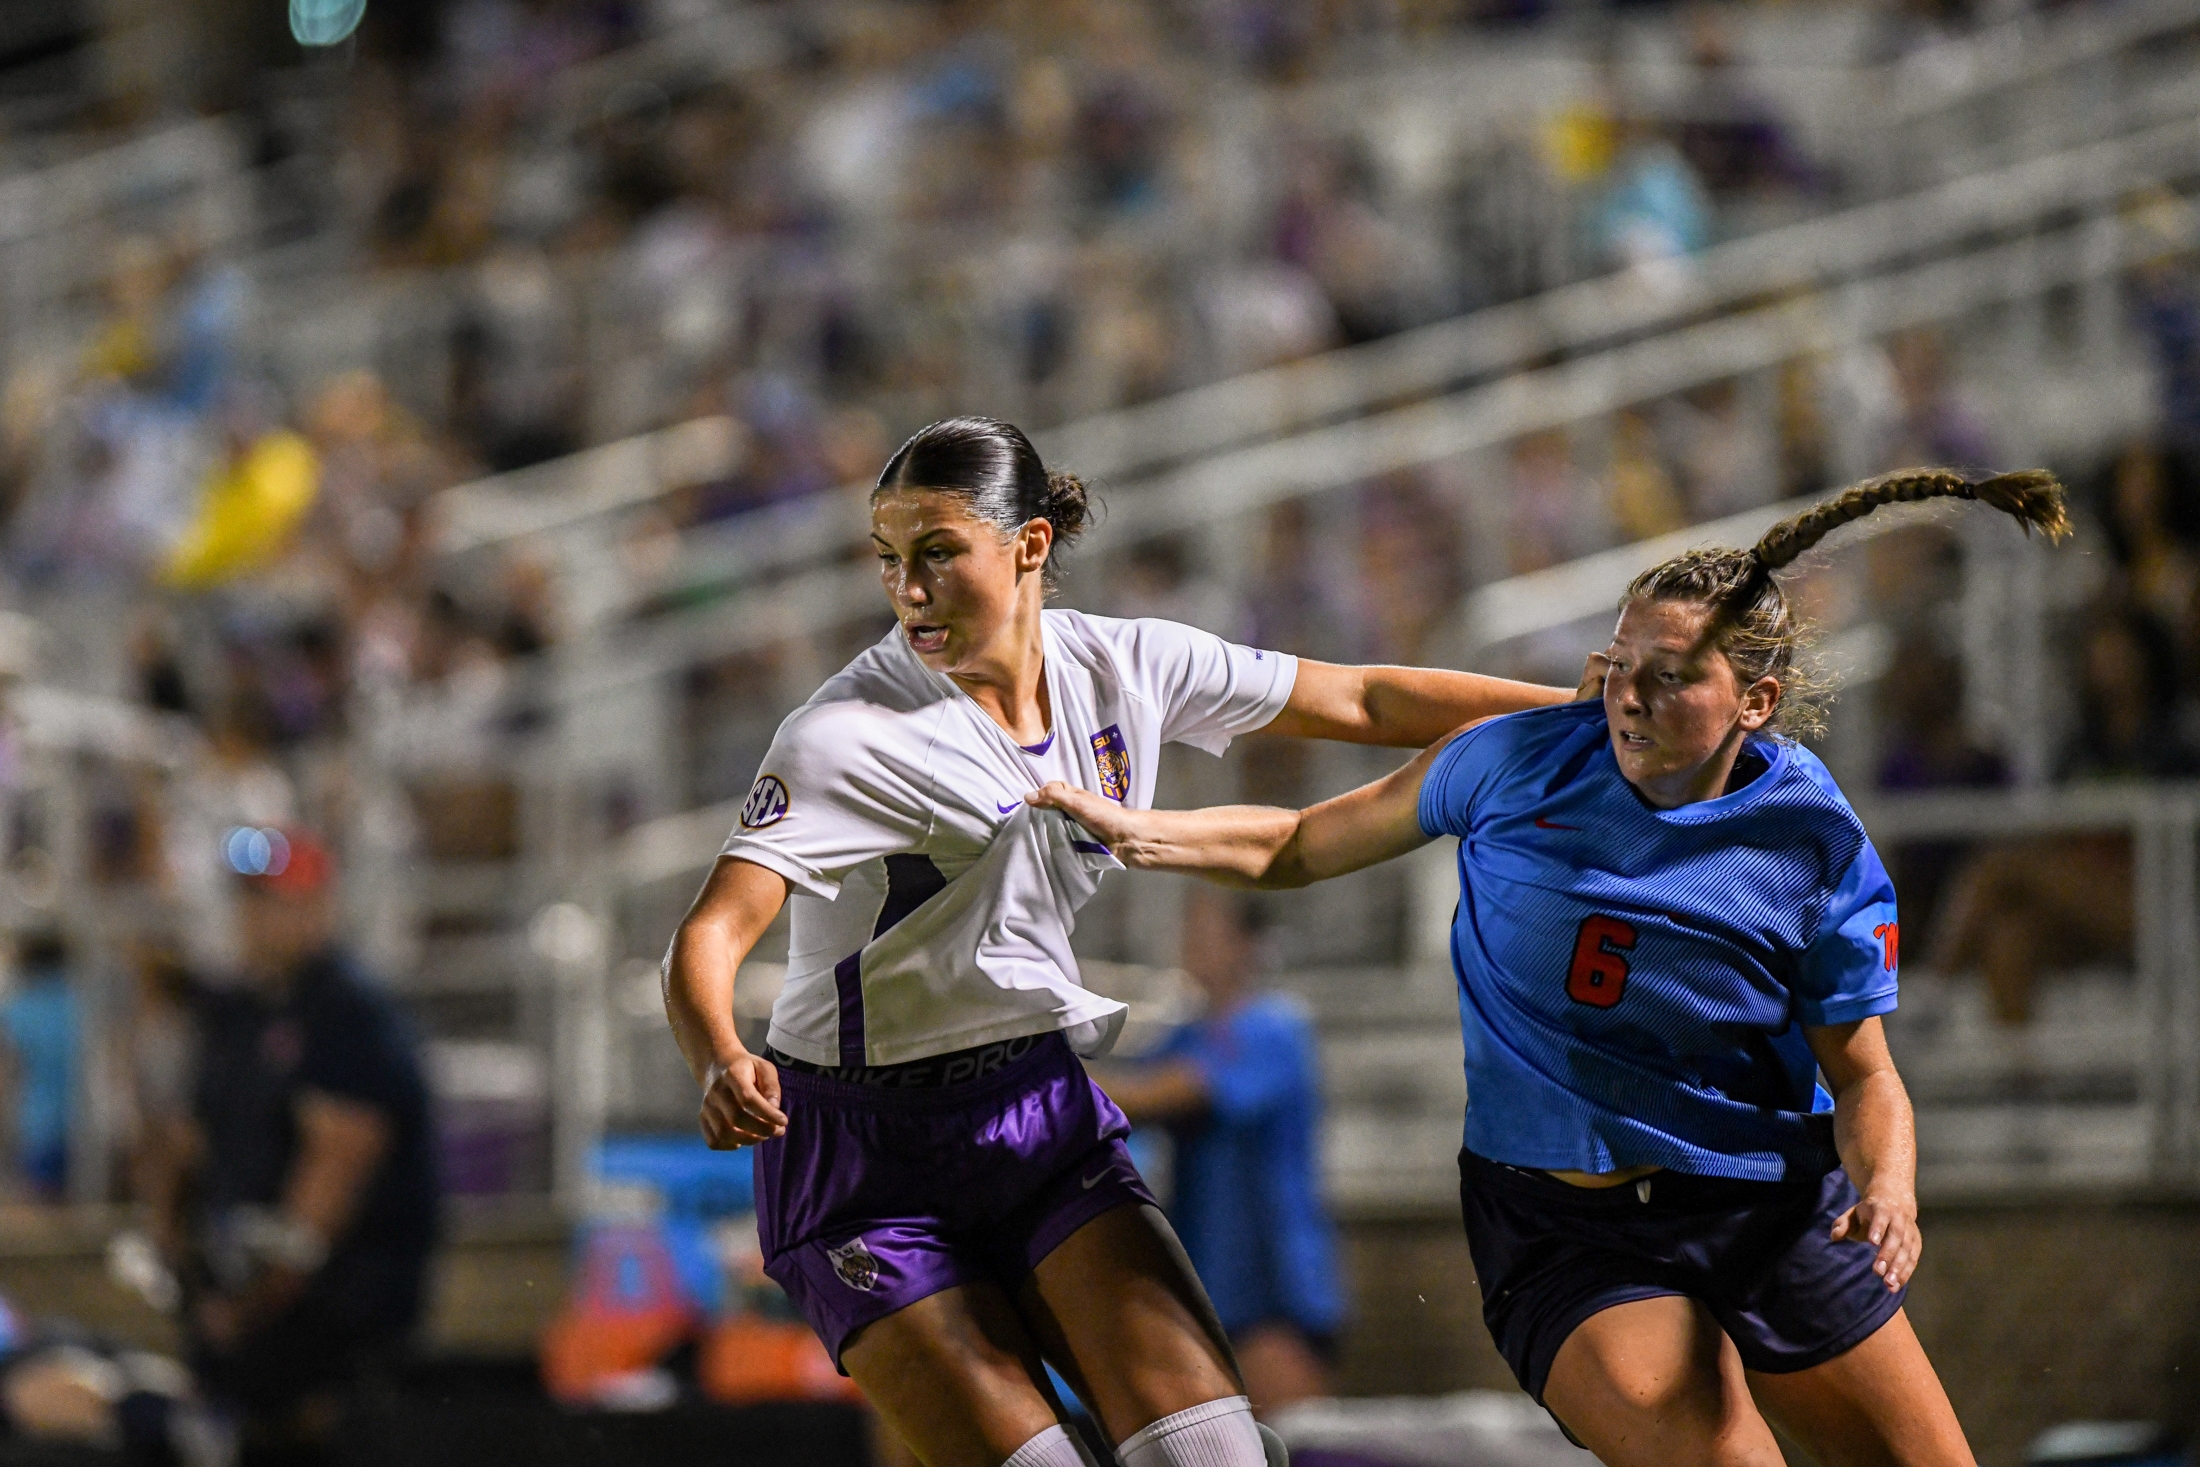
1004,1423,1094,1467
1117,1396,1265,1467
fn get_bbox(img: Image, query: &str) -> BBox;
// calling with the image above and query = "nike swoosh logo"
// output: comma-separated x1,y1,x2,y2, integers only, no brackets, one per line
1534,817,1580,831
997,801,1021,814
1081,1170,1109,1190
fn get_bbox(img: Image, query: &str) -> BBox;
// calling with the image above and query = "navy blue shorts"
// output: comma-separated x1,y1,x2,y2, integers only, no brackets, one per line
1457,1148,1905,1404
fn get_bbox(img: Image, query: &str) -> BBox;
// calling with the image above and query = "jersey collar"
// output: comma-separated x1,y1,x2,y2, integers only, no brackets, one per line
1634,735,1792,824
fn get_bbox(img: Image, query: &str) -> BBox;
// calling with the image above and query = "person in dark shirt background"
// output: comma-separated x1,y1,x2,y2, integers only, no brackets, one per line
1095,888,1346,1417
150,826,438,1466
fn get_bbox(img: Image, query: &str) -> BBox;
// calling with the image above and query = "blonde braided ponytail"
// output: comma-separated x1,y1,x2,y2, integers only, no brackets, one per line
1622,466,2069,738
1753,467,2069,573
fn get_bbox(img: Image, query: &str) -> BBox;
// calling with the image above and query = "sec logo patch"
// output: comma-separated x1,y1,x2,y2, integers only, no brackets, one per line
741,774,790,829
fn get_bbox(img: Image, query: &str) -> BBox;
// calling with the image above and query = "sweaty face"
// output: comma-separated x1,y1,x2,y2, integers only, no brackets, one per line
871,490,1040,671
1602,598,1776,804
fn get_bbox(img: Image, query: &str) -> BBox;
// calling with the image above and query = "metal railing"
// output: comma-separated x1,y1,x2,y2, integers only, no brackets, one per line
1855,786,2200,1196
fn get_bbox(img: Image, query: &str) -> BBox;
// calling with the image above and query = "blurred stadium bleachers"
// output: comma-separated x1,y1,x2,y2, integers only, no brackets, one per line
2,1,2200,1462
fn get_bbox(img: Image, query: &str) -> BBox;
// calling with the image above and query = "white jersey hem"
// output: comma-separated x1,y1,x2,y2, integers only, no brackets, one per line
764,997,1127,1069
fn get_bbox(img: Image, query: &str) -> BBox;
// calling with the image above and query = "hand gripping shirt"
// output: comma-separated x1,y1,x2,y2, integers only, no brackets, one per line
1417,700,1900,1182
724,610,1298,1067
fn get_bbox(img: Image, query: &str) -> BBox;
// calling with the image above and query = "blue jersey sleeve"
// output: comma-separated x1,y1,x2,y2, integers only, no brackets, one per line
1417,721,1510,839
1792,839,1900,1026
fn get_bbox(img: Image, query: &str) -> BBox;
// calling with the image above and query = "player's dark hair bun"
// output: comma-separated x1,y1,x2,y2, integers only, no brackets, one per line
875,417,1094,585
1039,470,1090,543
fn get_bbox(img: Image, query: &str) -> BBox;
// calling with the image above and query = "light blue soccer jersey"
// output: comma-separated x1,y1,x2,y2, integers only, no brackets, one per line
1417,700,1899,1182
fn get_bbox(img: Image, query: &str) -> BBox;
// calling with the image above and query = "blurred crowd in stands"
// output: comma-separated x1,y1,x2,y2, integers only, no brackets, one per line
0,0,2181,1222
0,0,2160,1458
0,0,2171,1195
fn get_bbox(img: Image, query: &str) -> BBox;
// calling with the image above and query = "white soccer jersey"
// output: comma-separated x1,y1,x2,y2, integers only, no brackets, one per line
721,609,1298,1067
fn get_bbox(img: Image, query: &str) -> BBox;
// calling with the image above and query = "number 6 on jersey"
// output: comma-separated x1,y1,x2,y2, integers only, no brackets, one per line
1566,914,1636,1008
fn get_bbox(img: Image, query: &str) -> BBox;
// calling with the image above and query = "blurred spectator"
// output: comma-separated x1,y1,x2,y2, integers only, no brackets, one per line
155,828,438,1466
1356,473,1464,663
1674,378,1782,520
2096,444,2198,634
1606,407,1689,543
1926,600,2189,1026
0,930,78,1201
1877,637,2009,794
1587,122,1711,283
2062,599,2196,782
1874,636,2008,941
1108,538,1241,637
1505,429,1603,574
0,1290,223,1465
1674,10,1817,201
2126,191,2200,454
1882,327,1996,469
1094,890,1346,1417
1929,832,2133,1028
160,389,322,591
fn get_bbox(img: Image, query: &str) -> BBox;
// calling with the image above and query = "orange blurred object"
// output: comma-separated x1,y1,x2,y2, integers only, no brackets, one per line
698,1316,862,1406
697,1241,863,1406
539,1223,697,1404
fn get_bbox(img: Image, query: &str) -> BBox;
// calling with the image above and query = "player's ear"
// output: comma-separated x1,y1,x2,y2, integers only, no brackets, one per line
1015,517,1054,575
1737,674,1780,732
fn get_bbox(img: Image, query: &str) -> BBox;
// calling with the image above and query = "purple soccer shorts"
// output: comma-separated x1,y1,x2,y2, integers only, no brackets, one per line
753,1033,1155,1367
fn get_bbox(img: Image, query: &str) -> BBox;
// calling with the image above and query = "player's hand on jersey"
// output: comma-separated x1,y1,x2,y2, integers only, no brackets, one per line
1575,652,1612,702
1026,780,1138,847
699,1049,787,1149
1829,1186,1920,1291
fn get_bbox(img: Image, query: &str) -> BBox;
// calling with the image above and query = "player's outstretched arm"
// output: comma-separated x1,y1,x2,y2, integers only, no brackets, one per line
1260,656,1602,749
1028,736,1444,888
664,855,793,1149
1807,1017,1922,1291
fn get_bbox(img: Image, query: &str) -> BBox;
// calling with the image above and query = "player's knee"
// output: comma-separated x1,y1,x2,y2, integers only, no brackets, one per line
1590,1359,1732,1432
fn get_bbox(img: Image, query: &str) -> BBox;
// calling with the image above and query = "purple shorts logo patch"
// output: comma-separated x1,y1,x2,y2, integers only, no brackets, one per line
827,1235,881,1292
1090,725,1131,802
741,774,791,829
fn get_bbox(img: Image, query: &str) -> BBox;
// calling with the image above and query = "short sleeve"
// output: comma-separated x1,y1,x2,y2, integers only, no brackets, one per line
300,990,410,1112
1792,840,1900,1026
1119,619,1298,756
719,706,933,900
1416,720,1507,839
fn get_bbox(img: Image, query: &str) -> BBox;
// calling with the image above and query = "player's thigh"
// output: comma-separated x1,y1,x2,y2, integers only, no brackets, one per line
1746,1308,1976,1467
1543,1295,1786,1467
1018,1202,1242,1444
840,1280,1060,1467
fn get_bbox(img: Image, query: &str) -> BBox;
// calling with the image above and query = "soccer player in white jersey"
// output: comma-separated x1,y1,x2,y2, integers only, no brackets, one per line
662,417,1577,1467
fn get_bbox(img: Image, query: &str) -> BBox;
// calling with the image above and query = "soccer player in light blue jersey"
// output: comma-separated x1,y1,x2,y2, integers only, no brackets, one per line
1032,467,2069,1467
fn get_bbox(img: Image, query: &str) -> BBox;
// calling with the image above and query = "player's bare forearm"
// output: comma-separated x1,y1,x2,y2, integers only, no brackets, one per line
668,857,793,1149
1265,661,1572,748
1029,738,1440,889
1807,1017,1922,1288
1058,799,1305,886
664,856,789,1085
1828,1067,1917,1203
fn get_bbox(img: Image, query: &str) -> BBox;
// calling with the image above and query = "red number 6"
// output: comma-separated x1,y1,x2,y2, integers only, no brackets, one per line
1566,915,1636,1008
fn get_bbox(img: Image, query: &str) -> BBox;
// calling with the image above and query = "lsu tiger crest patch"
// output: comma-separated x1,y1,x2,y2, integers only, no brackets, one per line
1091,724,1131,802
827,1236,880,1292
